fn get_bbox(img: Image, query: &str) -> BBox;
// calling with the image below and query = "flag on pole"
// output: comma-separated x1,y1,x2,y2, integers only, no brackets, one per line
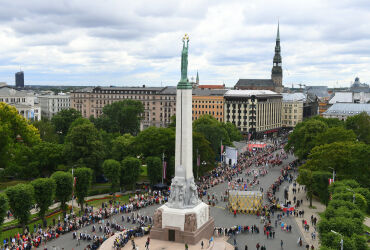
248,133,252,141
197,154,200,167
328,178,333,185
163,161,167,179
73,177,76,187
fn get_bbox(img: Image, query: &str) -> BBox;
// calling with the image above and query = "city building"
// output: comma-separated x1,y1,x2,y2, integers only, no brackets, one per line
328,92,353,104
235,23,283,93
38,93,70,119
15,71,24,88
224,90,282,137
350,77,369,93
323,103,370,120
192,89,227,122
305,86,330,116
0,84,40,120
70,86,177,129
281,93,318,128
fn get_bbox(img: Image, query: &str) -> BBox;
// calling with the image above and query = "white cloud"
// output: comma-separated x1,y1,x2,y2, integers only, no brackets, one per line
0,0,369,87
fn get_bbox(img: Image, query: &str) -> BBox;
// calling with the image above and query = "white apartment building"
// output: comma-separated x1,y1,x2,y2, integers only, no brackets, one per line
224,90,282,137
38,93,70,118
0,84,41,121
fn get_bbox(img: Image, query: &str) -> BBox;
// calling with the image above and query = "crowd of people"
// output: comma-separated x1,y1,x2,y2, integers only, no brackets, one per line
1,193,166,249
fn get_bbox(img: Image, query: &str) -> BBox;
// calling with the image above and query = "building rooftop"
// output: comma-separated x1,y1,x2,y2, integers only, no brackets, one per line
328,92,353,104
305,86,330,98
225,89,280,97
198,85,225,89
0,86,34,97
282,93,307,102
324,103,370,116
235,79,274,88
193,89,227,96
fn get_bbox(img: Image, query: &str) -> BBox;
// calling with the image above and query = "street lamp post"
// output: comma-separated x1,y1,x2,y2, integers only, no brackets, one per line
346,188,356,204
331,230,343,250
328,167,335,182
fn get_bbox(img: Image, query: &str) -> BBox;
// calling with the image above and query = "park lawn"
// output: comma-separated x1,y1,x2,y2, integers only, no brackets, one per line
0,180,30,190
86,194,130,208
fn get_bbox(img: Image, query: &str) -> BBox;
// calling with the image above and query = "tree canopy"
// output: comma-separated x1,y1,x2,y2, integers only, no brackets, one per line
31,178,56,221
345,112,370,144
64,118,104,172
74,167,93,210
51,108,81,139
5,184,34,229
0,102,40,168
111,133,135,161
92,100,144,135
0,193,8,229
51,171,73,217
121,157,141,190
102,159,121,192
146,156,162,185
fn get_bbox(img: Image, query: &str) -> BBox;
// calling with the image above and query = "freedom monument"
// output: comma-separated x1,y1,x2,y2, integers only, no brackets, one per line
150,34,214,244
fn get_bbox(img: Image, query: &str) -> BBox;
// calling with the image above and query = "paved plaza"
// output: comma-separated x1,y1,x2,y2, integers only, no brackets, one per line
41,148,315,250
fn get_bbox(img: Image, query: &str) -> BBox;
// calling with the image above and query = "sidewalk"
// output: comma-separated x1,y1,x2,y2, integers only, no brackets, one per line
288,182,326,249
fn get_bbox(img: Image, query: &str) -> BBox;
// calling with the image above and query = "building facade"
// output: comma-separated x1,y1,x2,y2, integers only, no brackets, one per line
235,23,283,93
0,84,40,120
192,89,227,122
70,86,177,129
323,103,370,120
15,71,24,88
224,90,282,137
38,93,70,119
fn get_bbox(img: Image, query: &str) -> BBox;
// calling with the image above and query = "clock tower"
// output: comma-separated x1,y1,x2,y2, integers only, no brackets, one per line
271,21,283,93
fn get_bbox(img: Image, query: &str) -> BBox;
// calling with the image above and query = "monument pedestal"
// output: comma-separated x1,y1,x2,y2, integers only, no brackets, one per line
150,202,214,244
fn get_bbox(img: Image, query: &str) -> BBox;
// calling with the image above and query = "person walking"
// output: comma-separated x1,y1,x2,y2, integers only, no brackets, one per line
245,245,248,250
280,240,283,249
256,242,260,250
145,236,150,250
201,240,204,249
185,243,188,250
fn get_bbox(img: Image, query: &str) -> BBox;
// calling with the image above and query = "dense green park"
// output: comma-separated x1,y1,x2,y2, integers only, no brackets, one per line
286,113,370,250
0,100,242,235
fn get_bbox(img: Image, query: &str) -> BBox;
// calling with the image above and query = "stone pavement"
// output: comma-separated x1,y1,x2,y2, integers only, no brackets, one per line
100,235,234,250
287,181,326,249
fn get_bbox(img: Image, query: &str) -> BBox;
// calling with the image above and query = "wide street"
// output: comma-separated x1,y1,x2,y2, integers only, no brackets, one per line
44,149,307,250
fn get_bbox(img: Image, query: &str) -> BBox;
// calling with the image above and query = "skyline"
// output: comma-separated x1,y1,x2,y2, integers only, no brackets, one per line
0,0,370,88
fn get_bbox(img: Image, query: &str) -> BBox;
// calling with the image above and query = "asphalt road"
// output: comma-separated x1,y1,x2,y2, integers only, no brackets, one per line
45,150,304,250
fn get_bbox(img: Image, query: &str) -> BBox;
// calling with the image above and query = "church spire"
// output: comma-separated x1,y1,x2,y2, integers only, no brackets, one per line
196,70,199,85
276,20,280,41
271,21,283,93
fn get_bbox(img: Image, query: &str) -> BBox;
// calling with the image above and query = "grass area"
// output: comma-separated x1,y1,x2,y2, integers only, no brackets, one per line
140,165,148,177
0,180,30,190
89,183,110,190
86,194,130,208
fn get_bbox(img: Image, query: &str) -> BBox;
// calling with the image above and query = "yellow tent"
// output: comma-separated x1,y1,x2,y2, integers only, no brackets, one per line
228,190,263,214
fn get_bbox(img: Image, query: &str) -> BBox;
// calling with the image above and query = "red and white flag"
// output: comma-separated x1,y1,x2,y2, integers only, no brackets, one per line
197,154,200,167
328,178,333,185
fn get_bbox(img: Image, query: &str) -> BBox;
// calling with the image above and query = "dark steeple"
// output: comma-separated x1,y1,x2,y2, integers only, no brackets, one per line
271,21,283,92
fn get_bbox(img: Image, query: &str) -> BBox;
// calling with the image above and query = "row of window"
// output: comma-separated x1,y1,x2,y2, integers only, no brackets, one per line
192,105,222,109
0,98,27,103
193,100,222,104
192,110,222,116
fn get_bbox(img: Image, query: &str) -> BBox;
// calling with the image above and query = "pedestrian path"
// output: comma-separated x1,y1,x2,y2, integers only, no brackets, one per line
288,182,325,249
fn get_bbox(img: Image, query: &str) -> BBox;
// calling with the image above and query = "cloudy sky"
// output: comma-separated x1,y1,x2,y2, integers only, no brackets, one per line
0,0,369,88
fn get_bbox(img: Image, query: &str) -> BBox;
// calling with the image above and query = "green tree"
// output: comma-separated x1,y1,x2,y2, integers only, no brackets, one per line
5,184,34,229
313,126,356,146
64,118,104,173
312,171,332,205
93,100,144,135
121,157,141,190
146,156,162,185
111,133,135,161
32,119,59,143
74,167,93,210
222,122,243,142
51,171,73,217
193,132,215,178
30,142,65,176
30,178,56,222
0,193,8,232
286,118,328,159
102,159,121,194
345,112,370,144
193,115,231,158
0,103,40,168
134,127,175,158
51,108,81,139
302,142,370,187
297,168,314,207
